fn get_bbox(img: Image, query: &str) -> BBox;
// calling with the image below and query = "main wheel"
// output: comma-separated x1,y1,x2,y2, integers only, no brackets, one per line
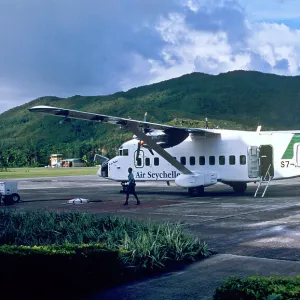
232,183,247,194
188,186,204,197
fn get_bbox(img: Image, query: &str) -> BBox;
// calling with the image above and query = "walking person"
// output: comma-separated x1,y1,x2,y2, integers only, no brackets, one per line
123,167,140,205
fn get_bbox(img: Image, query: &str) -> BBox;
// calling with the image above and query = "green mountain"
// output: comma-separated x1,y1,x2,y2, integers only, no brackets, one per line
0,70,300,167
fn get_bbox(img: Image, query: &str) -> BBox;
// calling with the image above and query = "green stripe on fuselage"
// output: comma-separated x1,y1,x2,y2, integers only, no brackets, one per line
281,134,300,159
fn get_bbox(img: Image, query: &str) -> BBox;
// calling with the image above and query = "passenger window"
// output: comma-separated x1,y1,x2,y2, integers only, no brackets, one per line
145,158,150,166
219,156,225,165
209,156,215,165
154,157,159,166
190,156,195,165
136,158,142,166
229,155,235,165
123,149,128,156
240,155,246,165
199,156,205,165
180,157,186,165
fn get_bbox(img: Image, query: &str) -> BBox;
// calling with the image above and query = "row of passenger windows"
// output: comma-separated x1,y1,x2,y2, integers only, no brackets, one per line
121,149,246,167
136,155,247,166
181,155,247,166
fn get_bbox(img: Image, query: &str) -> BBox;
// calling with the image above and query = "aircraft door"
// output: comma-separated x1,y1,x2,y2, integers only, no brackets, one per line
248,146,259,178
134,150,144,168
259,145,274,178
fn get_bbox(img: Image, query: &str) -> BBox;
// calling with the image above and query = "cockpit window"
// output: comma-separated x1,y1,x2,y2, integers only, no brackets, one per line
119,149,123,156
123,149,128,156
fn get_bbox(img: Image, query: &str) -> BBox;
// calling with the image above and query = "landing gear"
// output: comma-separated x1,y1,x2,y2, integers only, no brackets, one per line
188,186,204,197
231,182,247,194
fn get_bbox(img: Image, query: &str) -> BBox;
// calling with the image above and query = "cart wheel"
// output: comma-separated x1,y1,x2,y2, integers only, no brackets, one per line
11,193,20,203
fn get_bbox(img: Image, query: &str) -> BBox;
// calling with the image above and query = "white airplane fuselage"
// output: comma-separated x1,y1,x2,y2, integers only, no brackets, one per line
98,130,300,189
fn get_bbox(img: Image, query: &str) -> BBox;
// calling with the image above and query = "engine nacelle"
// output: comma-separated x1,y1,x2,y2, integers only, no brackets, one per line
175,172,218,188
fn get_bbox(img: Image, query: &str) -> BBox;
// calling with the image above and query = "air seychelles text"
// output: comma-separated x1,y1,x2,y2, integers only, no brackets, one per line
135,171,180,179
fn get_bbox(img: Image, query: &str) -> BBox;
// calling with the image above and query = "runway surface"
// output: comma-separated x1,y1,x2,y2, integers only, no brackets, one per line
4,175,300,299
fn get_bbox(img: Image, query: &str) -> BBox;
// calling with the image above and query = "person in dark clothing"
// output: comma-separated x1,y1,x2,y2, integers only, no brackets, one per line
123,167,140,205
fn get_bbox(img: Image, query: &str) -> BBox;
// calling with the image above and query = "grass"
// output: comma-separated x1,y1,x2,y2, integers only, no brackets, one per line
0,210,210,270
0,167,98,179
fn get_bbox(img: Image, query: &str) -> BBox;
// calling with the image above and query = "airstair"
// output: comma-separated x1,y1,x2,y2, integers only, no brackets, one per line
254,164,273,197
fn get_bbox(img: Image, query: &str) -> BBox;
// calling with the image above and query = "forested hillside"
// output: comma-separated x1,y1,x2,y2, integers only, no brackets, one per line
0,70,299,167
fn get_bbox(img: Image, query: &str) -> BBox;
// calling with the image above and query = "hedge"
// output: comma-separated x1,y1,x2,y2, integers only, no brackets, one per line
214,275,300,300
0,243,121,299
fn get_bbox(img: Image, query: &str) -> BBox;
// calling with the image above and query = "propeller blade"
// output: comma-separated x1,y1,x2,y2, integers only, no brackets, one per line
136,142,141,161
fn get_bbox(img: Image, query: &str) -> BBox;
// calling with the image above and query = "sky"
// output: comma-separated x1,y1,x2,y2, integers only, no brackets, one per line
0,0,300,113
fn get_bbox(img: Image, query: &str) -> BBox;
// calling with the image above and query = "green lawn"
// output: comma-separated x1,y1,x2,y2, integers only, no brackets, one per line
0,167,98,179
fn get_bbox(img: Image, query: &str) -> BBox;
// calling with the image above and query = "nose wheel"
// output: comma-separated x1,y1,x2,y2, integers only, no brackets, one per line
188,186,204,197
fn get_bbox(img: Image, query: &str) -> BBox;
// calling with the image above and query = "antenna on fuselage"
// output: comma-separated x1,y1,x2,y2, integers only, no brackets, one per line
205,118,208,129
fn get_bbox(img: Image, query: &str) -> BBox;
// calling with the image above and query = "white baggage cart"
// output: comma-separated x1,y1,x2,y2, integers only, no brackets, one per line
0,181,20,205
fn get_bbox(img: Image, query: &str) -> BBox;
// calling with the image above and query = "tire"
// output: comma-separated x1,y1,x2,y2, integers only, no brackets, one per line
232,183,247,194
11,193,20,203
188,186,204,197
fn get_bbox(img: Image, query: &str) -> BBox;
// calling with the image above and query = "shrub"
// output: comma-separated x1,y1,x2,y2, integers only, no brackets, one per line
119,222,210,272
214,275,300,300
0,243,120,298
0,210,210,297
0,210,210,272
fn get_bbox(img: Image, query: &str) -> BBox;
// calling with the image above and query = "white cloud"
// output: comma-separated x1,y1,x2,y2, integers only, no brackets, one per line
249,23,300,74
148,11,250,80
127,2,300,85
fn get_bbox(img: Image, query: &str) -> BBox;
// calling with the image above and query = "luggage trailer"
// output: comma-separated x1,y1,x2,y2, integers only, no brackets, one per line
0,181,21,205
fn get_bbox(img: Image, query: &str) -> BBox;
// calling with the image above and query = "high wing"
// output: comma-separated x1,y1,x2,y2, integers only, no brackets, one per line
28,105,220,175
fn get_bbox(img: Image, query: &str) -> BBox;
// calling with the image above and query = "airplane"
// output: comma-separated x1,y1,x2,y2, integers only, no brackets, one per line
28,105,300,197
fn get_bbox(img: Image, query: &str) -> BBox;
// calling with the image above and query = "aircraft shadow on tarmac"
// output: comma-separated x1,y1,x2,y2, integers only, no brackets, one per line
136,188,300,198
136,189,251,198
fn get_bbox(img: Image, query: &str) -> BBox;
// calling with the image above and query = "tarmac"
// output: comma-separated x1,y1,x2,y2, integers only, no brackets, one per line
3,175,300,299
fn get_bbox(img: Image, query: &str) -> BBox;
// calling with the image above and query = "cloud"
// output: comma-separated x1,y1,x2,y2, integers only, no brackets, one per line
142,1,300,84
0,0,300,113
248,22,300,74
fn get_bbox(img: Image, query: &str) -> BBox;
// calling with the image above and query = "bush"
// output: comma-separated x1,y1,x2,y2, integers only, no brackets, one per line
0,243,120,299
0,210,210,272
119,222,210,272
0,210,210,298
214,275,300,300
